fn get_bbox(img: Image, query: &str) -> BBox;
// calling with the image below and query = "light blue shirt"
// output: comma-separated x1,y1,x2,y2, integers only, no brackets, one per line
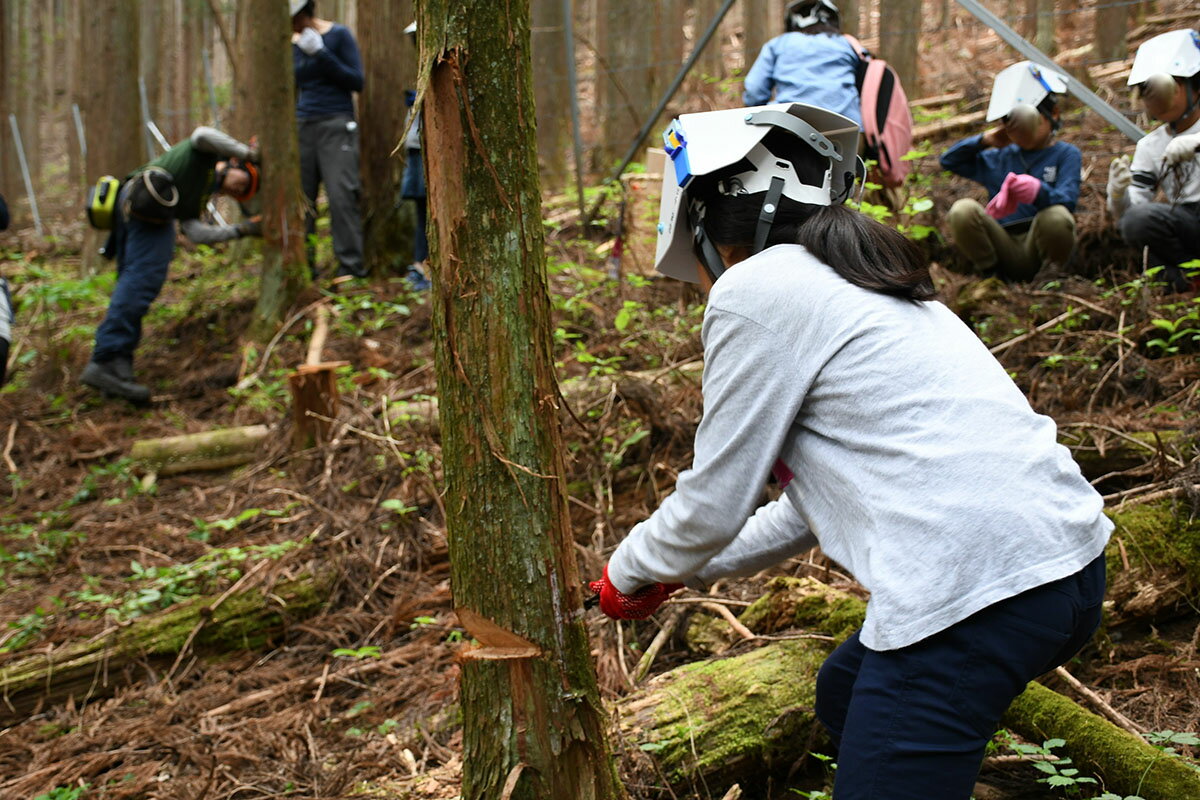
743,32,863,128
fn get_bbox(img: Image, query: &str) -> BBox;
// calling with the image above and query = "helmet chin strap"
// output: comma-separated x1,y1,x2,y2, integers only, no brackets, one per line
689,199,726,283
752,176,786,255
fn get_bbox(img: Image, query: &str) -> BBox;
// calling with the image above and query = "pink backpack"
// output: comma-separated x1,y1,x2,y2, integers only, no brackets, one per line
845,35,914,188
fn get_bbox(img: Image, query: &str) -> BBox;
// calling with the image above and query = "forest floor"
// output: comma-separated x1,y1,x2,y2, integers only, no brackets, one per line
3,5,1200,800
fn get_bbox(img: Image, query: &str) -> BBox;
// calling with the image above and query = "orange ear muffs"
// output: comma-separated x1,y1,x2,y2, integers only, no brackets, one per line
228,160,260,204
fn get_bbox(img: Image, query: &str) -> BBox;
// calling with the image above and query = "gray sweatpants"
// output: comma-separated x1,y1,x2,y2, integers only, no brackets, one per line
299,115,365,278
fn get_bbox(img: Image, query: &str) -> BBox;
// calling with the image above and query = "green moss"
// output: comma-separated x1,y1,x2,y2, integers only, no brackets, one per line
685,613,734,655
740,577,866,643
1106,501,1200,594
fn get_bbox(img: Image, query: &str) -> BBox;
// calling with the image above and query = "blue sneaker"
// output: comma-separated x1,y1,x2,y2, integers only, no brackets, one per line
406,265,431,291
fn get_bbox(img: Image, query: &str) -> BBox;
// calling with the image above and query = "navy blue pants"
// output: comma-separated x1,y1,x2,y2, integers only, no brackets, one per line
93,214,176,364
815,554,1106,799
402,149,428,263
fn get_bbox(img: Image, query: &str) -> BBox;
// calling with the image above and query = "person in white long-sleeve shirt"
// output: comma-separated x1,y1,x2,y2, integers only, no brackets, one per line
1107,29,1200,291
588,103,1111,799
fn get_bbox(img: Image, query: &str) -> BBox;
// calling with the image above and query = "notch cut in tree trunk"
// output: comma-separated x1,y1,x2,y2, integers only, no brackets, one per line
0,572,332,723
130,424,272,476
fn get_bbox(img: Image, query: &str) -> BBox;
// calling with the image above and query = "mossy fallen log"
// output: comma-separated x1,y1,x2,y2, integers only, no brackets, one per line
1059,427,1191,482
0,572,332,722
1004,682,1200,799
1105,500,1200,623
130,424,273,475
665,579,1200,797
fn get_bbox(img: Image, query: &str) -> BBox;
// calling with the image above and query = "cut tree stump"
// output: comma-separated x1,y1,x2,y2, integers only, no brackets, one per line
0,572,332,722
288,304,348,448
130,424,272,476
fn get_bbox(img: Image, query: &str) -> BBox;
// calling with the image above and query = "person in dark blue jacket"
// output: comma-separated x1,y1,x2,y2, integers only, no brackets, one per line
940,62,1080,282
291,0,365,280
743,0,863,129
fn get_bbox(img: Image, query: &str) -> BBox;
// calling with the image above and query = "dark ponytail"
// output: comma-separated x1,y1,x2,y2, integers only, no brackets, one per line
692,180,935,301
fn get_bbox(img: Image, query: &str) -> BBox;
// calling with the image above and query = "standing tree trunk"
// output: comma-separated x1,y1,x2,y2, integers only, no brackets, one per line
235,0,309,335
841,0,860,37
358,0,415,275
743,0,772,70
879,0,921,94
0,0,11,204
694,0,728,84
532,0,571,187
1094,2,1125,62
595,0,654,171
418,2,626,798
80,0,142,272
1034,0,1056,56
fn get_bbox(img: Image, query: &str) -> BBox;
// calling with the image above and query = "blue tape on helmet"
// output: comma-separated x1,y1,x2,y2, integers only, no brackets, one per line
663,120,693,187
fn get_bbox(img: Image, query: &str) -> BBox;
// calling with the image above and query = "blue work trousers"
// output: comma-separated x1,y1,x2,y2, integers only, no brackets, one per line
92,214,176,363
815,553,1106,799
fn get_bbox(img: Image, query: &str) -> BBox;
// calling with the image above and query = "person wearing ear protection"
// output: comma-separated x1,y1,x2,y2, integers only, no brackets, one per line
743,0,863,128
1108,29,1200,292
940,62,1081,282
81,127,262,403
587,102,1110,799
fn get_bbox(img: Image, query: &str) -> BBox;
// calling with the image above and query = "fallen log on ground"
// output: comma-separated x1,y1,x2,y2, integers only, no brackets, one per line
1058,426,1191,482
0,572,332,722
663,578,1200,797
1105,500,1200,623
130,424,272,476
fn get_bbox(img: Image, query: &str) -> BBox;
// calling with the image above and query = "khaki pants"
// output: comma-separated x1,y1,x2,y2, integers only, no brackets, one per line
946,199,1075,282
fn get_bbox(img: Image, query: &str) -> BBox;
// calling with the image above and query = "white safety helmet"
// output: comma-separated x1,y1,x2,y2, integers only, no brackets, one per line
288,0,308,17
404,21,417,36
655,103,861,283
986,61,1069,122
1128,29,1200,86
785,0,840,32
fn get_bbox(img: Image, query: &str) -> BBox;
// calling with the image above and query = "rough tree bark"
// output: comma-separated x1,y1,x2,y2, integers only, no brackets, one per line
80,0,142,272
879,0,921,93
234,0,310,336
418,1,626,798
358,0,415,274
532,0,571,187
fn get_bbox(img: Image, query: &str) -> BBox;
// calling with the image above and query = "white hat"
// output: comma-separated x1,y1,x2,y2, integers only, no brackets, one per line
289,0,307,17
986,61,1070,122
654,103,859,282
1128,29,1200,85
404,21,417,35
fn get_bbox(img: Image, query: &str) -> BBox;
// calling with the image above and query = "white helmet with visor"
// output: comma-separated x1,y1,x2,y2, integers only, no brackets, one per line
1128,29,1200,119
654,103,861,283
785,0,840,32
986,61,1069,135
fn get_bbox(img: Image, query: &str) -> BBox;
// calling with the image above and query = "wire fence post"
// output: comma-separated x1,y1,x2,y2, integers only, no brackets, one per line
563,0,586,223
138,76,156,161
72,103,88,167
8,114,44,238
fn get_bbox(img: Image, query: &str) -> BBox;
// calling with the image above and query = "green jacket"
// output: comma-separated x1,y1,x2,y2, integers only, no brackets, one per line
128,127,252,221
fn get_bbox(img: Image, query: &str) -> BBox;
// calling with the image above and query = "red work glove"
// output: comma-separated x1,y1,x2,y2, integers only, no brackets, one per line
985,172,1043,220
588,564,683,620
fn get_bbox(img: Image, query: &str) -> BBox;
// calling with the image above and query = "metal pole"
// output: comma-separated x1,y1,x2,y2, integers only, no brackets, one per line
138,76,156,160
955,0,1144,142
604,0,739,186
563,0,586,224
72,103,88,165
8,114,44,237
202,48,221,128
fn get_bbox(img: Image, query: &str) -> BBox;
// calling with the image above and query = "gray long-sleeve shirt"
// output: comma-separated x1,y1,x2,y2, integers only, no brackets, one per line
607,244,1111,651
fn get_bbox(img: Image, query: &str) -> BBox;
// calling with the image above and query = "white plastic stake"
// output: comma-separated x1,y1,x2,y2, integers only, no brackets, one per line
72,103,87,164
8,114,44,238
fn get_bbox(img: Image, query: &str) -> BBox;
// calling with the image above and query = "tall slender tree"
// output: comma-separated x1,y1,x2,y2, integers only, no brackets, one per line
417,1,626,797
595,0,654,171
235,0,309,333
532,0,571,187
879,0,921,94
80,0,142,271
358,0,415,274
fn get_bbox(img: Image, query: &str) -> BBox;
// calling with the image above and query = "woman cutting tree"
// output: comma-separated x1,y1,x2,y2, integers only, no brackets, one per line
589,102,1111,799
